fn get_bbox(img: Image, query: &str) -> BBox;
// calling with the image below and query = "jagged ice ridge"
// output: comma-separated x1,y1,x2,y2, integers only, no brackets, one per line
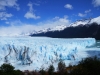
0,36,96,71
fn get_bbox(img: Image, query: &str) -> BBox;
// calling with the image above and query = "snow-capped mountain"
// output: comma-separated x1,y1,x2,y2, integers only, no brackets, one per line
0,16,100,37
31,16,100,40
70,18,92,27
34,25,67,33
35,19,91,33
19,25,67,36
26,19,88,35
70,16,100,27
29,16,100,36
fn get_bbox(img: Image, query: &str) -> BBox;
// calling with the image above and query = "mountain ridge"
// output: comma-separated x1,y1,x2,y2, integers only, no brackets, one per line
30,21,100,40
30,16,100,36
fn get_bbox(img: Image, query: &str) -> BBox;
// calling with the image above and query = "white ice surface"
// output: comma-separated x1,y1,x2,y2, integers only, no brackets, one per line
0,37,96,71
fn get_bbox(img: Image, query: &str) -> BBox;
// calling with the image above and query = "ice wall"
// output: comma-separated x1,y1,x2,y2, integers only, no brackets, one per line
0,37,96,70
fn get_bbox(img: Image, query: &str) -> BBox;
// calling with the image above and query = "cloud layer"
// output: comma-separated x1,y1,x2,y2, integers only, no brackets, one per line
64,4,73,9
0,12,13,20
0,16,70,36
78,9,91,17
78,13,86,17
24,2,40,19
0,0,19,20
92,0,100,7
0,0,20,11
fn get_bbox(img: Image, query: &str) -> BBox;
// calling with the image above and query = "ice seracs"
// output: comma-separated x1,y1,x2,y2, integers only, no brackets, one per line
0,37,96,71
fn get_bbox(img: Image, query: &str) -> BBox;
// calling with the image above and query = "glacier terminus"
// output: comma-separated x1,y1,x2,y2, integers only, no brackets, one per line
0,36,96,71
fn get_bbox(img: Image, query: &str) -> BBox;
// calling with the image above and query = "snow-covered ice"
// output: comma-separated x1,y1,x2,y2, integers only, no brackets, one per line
0,36,96,71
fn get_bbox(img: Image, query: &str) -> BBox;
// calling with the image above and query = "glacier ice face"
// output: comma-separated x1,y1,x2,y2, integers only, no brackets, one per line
0,37,96,71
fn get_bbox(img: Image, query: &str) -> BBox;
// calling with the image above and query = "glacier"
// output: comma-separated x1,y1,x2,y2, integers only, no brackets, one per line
0,36,96,71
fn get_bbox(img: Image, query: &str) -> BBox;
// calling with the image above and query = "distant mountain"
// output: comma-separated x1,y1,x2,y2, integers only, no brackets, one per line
16,16,100,37
30,17,100,40
29,18,92,35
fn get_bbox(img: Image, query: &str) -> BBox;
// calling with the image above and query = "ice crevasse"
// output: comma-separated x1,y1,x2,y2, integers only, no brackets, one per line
0,36,96,70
